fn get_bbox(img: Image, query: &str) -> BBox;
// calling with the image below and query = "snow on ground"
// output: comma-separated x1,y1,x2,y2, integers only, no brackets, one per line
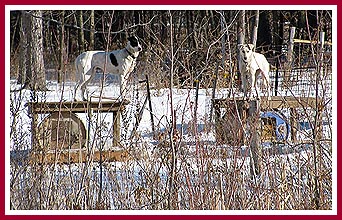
10,76,220,148
8,72,333,210
9,68,332,152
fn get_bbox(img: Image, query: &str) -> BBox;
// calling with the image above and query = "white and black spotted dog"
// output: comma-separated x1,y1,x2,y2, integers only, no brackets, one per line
74,36,142,101
238,44,271,100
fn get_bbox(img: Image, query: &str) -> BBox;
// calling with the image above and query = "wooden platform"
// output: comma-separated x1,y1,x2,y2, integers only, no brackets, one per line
213,96,323,144
26,99,130,164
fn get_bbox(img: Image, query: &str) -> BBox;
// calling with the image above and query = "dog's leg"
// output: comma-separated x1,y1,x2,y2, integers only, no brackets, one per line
78,74,88,101
79,67,96,101
265,74,271,100
251,71,259,100
80,82,87,101
245,73,254,101
75,78,86,101
74,83,80,102
74,84,81,101
261,70,271,100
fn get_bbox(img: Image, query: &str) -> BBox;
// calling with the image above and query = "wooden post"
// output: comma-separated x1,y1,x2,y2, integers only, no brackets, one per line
275,59,279,96
31,110,38,151
287,27,296,66
285,27,296,90
209,62,219,125
214,100,222,144
249,100,261,177
241,101,248,146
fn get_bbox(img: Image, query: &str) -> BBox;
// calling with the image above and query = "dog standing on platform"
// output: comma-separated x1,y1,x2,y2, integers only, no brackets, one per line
238,44,271,100
74,36,142,101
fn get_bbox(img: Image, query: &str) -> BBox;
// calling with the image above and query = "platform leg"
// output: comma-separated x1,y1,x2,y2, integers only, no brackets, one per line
249,100,261,177
113,111,120,147
214,102,222,144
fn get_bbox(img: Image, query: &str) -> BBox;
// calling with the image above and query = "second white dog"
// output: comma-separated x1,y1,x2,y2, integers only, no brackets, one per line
238,44,271,99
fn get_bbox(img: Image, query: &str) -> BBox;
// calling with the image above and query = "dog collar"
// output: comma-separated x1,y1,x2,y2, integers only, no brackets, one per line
125,48,137,59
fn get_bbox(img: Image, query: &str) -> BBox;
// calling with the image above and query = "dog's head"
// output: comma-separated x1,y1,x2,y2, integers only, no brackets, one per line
238,44,255,63
127,36,142,53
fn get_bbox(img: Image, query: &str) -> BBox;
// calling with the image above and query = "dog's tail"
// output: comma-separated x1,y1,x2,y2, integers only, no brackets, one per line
75,56,80,82
75,55,85,84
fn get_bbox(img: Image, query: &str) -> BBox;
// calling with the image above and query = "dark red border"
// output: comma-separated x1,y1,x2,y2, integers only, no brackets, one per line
2,1,341,220
1,0,342,5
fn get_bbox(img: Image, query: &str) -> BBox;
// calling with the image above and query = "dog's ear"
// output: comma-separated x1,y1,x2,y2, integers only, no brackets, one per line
128,36,139,47
247,44,255,51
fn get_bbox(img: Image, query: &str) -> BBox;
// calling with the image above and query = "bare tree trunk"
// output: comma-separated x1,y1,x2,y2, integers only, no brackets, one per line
18,10,46,91
77,10,85,52
168,11,176,210
17,11,28,85
58,10,65,83
220,11,226,70
30,10,46,90
237,10,245,45
237,10,246,93
251,10,259,47
89,10,95,50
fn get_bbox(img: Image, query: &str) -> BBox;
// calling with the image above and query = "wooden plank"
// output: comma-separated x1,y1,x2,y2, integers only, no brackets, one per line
293,38,332,46
30,149,129,164
213,96,322,110
260,96,320,109
28,99,130,114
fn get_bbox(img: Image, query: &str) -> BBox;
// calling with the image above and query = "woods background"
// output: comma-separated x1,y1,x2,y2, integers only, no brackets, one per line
10,10,331,89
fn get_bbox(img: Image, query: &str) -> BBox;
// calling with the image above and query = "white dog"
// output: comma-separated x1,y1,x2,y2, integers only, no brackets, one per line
74,36,142,101
238,44,270,99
